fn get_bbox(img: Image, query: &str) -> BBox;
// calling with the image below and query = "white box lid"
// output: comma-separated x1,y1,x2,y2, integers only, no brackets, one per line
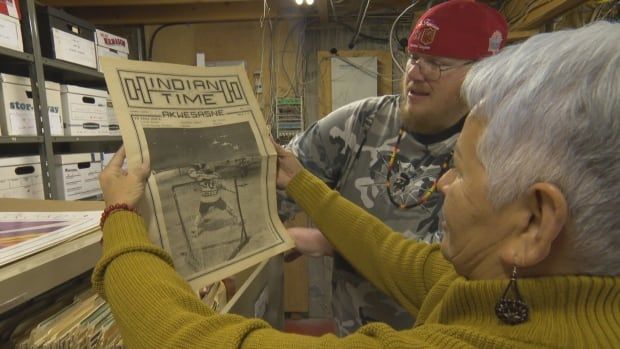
55,153,102,164
45,81,61,91
0,75,60,91
60,84,108,98
0,73,30,86
0,156,41,167
95,30,129,54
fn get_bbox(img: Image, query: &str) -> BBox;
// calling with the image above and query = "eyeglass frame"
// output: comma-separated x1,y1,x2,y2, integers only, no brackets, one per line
406,53,474,81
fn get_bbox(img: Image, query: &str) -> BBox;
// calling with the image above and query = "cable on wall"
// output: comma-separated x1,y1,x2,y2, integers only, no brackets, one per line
390,0,420,74
348,0,371,49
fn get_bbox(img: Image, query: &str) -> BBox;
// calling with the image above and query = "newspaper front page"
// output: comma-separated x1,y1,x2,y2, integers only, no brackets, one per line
100,57,293,290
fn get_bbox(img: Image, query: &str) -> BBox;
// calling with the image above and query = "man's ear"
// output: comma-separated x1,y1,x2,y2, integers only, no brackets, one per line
500,182,568,268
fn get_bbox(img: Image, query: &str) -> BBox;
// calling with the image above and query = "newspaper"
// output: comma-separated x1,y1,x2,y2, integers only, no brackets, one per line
0,211,101,267
100,57,294,290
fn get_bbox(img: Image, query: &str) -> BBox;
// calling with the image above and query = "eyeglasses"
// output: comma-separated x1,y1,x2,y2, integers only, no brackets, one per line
407,54,473,81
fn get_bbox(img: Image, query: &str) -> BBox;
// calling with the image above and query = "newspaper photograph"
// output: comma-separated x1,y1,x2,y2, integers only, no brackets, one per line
100,57,294,290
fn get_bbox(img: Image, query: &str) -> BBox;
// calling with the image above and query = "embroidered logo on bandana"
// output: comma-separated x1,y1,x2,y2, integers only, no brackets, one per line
420,27,437,46
488,30,503,54
419,19,439,47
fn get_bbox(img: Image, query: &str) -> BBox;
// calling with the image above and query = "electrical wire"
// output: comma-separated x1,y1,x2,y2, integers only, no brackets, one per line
390,1,419,74
329,0,339,22
258,0,270,109
332,55,403,82
348,0,372,48
148,23,184,61
281,21,302,97
260,0,270,28
335,20,389,42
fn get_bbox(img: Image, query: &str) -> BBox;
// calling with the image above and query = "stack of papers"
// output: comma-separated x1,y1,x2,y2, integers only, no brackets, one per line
13,292,123,348
0,211,101,266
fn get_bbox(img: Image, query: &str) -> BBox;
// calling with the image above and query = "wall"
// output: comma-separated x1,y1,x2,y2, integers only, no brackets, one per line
144,19,306,127
303,19,412,125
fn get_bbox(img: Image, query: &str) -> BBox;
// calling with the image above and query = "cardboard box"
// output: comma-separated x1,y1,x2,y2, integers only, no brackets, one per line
0,74,35,135
0,74,64,136
95,30,129,73
0,156,44,199
61,85,107,136
54,153,102,200
105,94,120,135
37,7,96,69
0,12,22,52
45,81,64,136
0,0,21,19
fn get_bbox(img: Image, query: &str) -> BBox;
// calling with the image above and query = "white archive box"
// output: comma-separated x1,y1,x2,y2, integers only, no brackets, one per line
95,30,129,73
105,93,120,135
0,12,22,52
0,156,44,199
54,153,102,200
37,6,97,69
60,85,108,136
0,74,64,136
45,81,64,135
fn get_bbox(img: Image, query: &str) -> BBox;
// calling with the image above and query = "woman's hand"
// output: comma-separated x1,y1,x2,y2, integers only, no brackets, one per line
273,140,303,190
99,146,150,208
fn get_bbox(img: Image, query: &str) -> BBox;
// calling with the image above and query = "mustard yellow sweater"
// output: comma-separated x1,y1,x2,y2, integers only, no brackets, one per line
92,169,620,348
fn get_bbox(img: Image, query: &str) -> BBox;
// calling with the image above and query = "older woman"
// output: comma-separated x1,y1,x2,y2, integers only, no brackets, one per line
94,22,620,348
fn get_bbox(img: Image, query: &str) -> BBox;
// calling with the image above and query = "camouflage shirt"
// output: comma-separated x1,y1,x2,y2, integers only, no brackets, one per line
287,95,462,335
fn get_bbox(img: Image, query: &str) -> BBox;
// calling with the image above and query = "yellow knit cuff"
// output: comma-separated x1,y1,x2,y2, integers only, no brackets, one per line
91,210,175,300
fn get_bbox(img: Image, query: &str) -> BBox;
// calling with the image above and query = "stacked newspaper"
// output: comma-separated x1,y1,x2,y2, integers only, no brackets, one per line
0,211,101,266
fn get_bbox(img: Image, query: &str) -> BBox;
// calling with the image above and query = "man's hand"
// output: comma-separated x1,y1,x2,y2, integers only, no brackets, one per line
272,139,304,190
99,146,150,208
287,227,334,258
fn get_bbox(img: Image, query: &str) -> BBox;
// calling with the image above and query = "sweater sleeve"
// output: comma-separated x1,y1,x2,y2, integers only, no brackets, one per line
286,169,454,314
91,211,436,348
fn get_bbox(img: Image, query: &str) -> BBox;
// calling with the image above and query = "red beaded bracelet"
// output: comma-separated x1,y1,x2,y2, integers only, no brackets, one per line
100,203,138,229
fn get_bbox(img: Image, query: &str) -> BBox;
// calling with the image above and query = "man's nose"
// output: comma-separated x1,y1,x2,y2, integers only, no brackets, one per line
406,61,426,82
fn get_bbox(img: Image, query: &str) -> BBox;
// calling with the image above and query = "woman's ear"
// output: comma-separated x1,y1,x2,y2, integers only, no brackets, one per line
500,182,568,268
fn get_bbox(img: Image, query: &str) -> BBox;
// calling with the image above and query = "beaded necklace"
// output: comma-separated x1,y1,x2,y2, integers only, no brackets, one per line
385,128,452,209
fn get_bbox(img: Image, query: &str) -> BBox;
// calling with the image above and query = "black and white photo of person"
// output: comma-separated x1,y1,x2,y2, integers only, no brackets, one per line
142,122,285,278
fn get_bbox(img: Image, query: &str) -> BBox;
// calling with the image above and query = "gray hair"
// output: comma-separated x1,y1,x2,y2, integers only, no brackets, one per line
462,21,620,275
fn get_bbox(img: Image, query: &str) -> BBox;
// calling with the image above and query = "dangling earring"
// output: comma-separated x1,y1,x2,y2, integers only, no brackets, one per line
495,265,529,325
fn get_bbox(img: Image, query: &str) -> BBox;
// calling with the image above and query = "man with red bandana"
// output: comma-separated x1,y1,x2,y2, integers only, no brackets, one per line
284,0,508,336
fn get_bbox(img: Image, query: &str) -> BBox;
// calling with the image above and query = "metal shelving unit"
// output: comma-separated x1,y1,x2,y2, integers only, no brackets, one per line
52,136,121,143
0,136,43,144
0,0,121,200
42,57,106,87
0,46,34,62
